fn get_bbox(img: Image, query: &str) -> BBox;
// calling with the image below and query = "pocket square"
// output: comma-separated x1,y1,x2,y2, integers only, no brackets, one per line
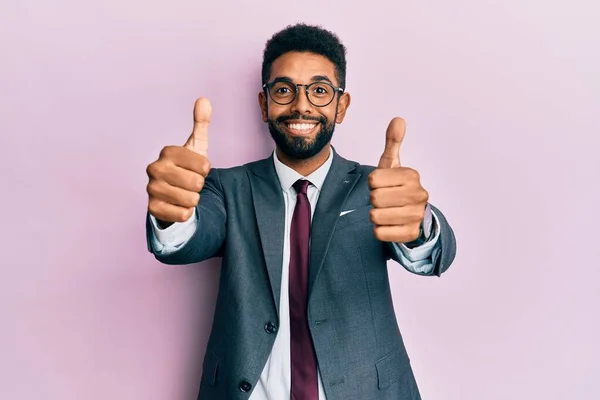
340,210,355,216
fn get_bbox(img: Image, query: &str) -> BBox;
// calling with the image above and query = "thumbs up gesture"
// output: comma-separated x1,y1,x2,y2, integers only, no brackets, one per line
368,118,429,243
146,98,213,225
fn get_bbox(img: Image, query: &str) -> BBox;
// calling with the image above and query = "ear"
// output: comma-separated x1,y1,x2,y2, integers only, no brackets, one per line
335,92,351,124
258,91,268,122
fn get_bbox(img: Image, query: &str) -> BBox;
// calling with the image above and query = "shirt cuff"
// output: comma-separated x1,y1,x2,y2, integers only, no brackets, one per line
149,210,198,254
393,209,441,263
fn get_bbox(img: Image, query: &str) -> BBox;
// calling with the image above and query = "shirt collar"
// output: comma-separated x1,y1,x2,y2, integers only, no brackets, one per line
272,147,333,192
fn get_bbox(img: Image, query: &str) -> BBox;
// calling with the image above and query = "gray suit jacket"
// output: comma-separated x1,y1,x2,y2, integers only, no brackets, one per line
146,149,457,400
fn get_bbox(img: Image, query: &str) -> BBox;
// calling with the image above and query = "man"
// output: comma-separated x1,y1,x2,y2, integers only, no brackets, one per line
145,23,456,400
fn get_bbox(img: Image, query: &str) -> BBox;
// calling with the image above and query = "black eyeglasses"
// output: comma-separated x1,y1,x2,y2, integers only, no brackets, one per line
263,80,344,107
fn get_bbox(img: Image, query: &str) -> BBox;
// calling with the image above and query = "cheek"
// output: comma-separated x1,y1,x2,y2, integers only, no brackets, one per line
323,107,338,123
266,104,289,120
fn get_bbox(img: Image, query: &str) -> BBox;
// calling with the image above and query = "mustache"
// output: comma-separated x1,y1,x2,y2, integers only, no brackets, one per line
275,114,325,124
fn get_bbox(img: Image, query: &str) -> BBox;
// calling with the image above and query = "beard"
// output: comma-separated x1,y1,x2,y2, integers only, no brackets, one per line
267,113,336,160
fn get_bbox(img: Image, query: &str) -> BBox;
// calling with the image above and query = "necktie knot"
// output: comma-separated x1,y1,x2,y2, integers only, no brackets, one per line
293,179,310,196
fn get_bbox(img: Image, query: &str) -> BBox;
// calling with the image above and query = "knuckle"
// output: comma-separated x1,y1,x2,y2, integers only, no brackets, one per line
369,208,378,224
146,162,158,178
147,199,161,217
179,207,193,222
147,199,156,213
188,154,210,176
146,163,153,177
159,146,172,159
147,160,169,181
146,179,160,196
368,170,378,187
415,205,426,221
370,189,380,207
193,174,205,192
190,192,200,207
373,226,384,241
402,167,416,178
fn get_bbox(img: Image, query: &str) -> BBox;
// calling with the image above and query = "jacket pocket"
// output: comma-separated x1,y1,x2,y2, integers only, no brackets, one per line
334,205,372,232
202,349,219,386
375,347,411,389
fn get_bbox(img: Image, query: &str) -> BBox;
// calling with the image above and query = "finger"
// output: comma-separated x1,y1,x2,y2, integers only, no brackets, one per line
368,167,417,189
369,205,425,226
161,165,205,193
184,97,212,156
370,186,428,208
148,199,195,224
157,146,211,176
370,187,412,208
147,180,200,209
377,117,406,169
373,225,421,243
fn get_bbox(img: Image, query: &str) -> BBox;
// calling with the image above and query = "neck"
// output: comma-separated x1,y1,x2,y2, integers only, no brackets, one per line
276,144,331,176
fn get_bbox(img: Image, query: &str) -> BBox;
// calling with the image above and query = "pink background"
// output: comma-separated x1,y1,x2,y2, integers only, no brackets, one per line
1,0,599,399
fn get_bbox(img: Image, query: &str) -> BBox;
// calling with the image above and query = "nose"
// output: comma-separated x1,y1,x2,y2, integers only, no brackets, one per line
290,85,313,115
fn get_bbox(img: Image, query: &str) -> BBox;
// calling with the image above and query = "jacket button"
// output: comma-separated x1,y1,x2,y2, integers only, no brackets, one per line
265,321,278,334
239,380,252,392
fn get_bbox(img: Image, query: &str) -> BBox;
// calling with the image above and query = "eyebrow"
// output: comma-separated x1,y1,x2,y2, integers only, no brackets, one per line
310,75,333,84
271,75,334,85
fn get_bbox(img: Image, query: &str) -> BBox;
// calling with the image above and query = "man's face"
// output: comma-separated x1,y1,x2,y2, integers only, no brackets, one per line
259,52,351,160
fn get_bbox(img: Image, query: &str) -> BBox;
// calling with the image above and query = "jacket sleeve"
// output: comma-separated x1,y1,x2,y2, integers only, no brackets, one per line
387,203,457,277
145,168,227,265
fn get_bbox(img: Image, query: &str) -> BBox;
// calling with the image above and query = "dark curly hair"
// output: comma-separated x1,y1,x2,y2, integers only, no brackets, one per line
261,23,347,88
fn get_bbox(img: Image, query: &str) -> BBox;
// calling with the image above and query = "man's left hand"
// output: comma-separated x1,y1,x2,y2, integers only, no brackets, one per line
369,117,429,243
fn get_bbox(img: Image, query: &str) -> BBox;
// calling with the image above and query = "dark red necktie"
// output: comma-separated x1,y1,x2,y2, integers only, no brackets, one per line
289,179,318,400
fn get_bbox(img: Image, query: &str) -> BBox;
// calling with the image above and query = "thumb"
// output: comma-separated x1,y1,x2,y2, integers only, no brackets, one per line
184,97,212,156
377,117,406,168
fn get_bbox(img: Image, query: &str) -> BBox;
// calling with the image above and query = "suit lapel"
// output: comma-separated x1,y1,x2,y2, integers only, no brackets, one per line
248,156,286,315
247,150,361,311
308,150,361,298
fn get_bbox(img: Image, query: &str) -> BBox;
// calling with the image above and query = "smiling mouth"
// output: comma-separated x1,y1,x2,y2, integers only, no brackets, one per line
284,122,319,135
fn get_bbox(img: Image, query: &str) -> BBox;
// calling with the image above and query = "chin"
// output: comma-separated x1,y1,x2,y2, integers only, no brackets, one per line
268,119,334,160
285,133,317,145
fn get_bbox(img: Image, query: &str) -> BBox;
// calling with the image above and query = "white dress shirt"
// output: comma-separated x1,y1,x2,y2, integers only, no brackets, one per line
148,148,441,399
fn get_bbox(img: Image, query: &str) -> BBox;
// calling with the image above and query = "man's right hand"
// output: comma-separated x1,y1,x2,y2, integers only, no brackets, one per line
146,97,212,226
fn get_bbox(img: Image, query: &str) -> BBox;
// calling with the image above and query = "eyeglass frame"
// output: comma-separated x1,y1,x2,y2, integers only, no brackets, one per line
262,78,345,108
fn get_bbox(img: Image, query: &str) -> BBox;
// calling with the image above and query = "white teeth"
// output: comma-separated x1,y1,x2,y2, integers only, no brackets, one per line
288,123,316,131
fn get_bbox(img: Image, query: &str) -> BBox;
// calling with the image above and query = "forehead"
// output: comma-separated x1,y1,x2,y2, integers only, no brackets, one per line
269,51,337,85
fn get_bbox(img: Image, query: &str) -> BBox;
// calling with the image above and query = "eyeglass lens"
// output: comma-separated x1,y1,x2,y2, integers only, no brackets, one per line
268,81,335,106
